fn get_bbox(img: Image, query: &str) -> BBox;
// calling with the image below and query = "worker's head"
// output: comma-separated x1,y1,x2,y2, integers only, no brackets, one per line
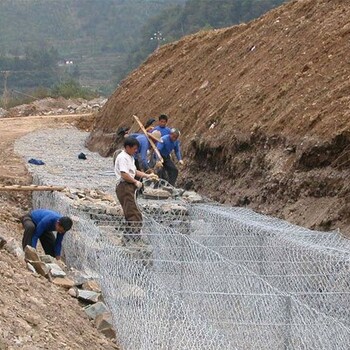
56,216,73,234
147,130,163,144
170,128,180,142
144,118,156,131
158,114,168,128
124,136,140,156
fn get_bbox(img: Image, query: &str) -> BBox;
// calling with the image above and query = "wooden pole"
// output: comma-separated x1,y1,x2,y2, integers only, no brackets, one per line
0,185,66,192
133,115,164,163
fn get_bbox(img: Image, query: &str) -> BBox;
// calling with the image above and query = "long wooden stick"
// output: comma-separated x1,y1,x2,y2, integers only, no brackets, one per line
133,115,163,163
0,185,65,192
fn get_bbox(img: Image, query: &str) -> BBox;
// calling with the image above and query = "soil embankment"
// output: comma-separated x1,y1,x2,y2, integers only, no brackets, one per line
0,114,117,349
87,0,350,233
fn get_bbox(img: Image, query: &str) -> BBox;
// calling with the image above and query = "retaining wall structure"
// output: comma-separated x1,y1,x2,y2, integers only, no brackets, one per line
16,129,350,349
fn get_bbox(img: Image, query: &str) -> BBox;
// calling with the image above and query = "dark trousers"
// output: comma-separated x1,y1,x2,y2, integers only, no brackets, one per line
21,214,56,257
159,156,178,186
116,182,142,238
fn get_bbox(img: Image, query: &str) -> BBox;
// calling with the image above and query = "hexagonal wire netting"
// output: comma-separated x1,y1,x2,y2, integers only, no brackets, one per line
16,129,350,349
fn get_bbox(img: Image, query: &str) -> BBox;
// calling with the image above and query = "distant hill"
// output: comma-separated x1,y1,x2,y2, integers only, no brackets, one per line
0,0,287,93
0,0,185,93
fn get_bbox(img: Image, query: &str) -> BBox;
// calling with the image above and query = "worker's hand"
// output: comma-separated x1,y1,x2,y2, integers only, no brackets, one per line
155,161,163,169
179,160,184,166
147,173,159,182
135,181,143,189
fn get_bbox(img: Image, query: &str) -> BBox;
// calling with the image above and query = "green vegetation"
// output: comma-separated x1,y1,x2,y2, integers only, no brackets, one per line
0,46,60,90
0,0,185,95
0,0,287,96
51,79,97,100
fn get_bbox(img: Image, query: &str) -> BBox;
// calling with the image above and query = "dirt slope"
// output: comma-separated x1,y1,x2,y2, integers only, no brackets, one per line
87,0,350,234
0,114,116,349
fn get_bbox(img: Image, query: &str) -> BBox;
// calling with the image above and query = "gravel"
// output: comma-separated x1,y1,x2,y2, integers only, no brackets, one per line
15,127,115,194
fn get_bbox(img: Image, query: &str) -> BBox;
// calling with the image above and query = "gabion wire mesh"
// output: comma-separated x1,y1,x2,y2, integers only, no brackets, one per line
17,129,350,349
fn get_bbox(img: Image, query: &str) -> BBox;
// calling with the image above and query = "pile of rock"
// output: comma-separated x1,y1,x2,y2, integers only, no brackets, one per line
22,246,116,340
141,182,204,203
181,191,204,203
0,108,7,118
3,96,108,118
64,188,123,218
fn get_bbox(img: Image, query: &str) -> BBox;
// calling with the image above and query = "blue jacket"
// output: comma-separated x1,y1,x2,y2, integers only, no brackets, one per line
30,209,65,257
129,132,141,139
157,134,182,160
136,134,151,170
153,125,171,137
135,134,161,169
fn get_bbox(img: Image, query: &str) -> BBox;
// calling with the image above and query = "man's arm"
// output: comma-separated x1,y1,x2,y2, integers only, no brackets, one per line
121,171,152,189
120,172,138,184
174,141,182,161
54,234,64,259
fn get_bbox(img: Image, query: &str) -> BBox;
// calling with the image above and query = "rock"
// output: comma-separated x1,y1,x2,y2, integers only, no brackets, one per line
29,261,50,278
118,281,146,299
24,313,41,326
100,327,116,339
68,287,78,297
26,262,37,274
76,289,101,303
84,302,108,320
0,108,8,118
47,263,66,277
52,277,75,289
40,255,55,263
143,188,171,199
94,312,113,331
161,203,188,215
82,280,101,293
182,191,204,203
24,246,40,262
66,269,95,286
105,207,121,216
4,239,25,258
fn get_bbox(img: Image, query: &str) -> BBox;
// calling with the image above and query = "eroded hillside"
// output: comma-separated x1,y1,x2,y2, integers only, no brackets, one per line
87,0,350,233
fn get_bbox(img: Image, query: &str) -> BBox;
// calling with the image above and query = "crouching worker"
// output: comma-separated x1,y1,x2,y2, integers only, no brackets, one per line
21,209,73,260
115,137,158,242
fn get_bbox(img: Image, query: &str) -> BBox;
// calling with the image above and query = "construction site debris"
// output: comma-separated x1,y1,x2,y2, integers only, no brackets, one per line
84,302,109,320
52,277,75,289
3,96,107,118
82,280,102,293
47,263,66,277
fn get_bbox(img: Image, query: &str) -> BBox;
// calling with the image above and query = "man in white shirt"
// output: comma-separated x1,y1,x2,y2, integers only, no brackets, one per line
115,137,156,242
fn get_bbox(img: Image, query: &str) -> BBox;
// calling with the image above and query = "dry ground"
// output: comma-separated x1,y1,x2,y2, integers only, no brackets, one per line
0,113,118,349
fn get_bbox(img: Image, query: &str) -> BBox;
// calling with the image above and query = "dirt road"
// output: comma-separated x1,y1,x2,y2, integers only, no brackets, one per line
0,114,93,181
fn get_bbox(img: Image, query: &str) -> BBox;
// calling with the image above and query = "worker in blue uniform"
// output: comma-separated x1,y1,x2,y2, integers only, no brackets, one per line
157,128,184,186
153,114,171,137
21,209,73,260
135,130,163,171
